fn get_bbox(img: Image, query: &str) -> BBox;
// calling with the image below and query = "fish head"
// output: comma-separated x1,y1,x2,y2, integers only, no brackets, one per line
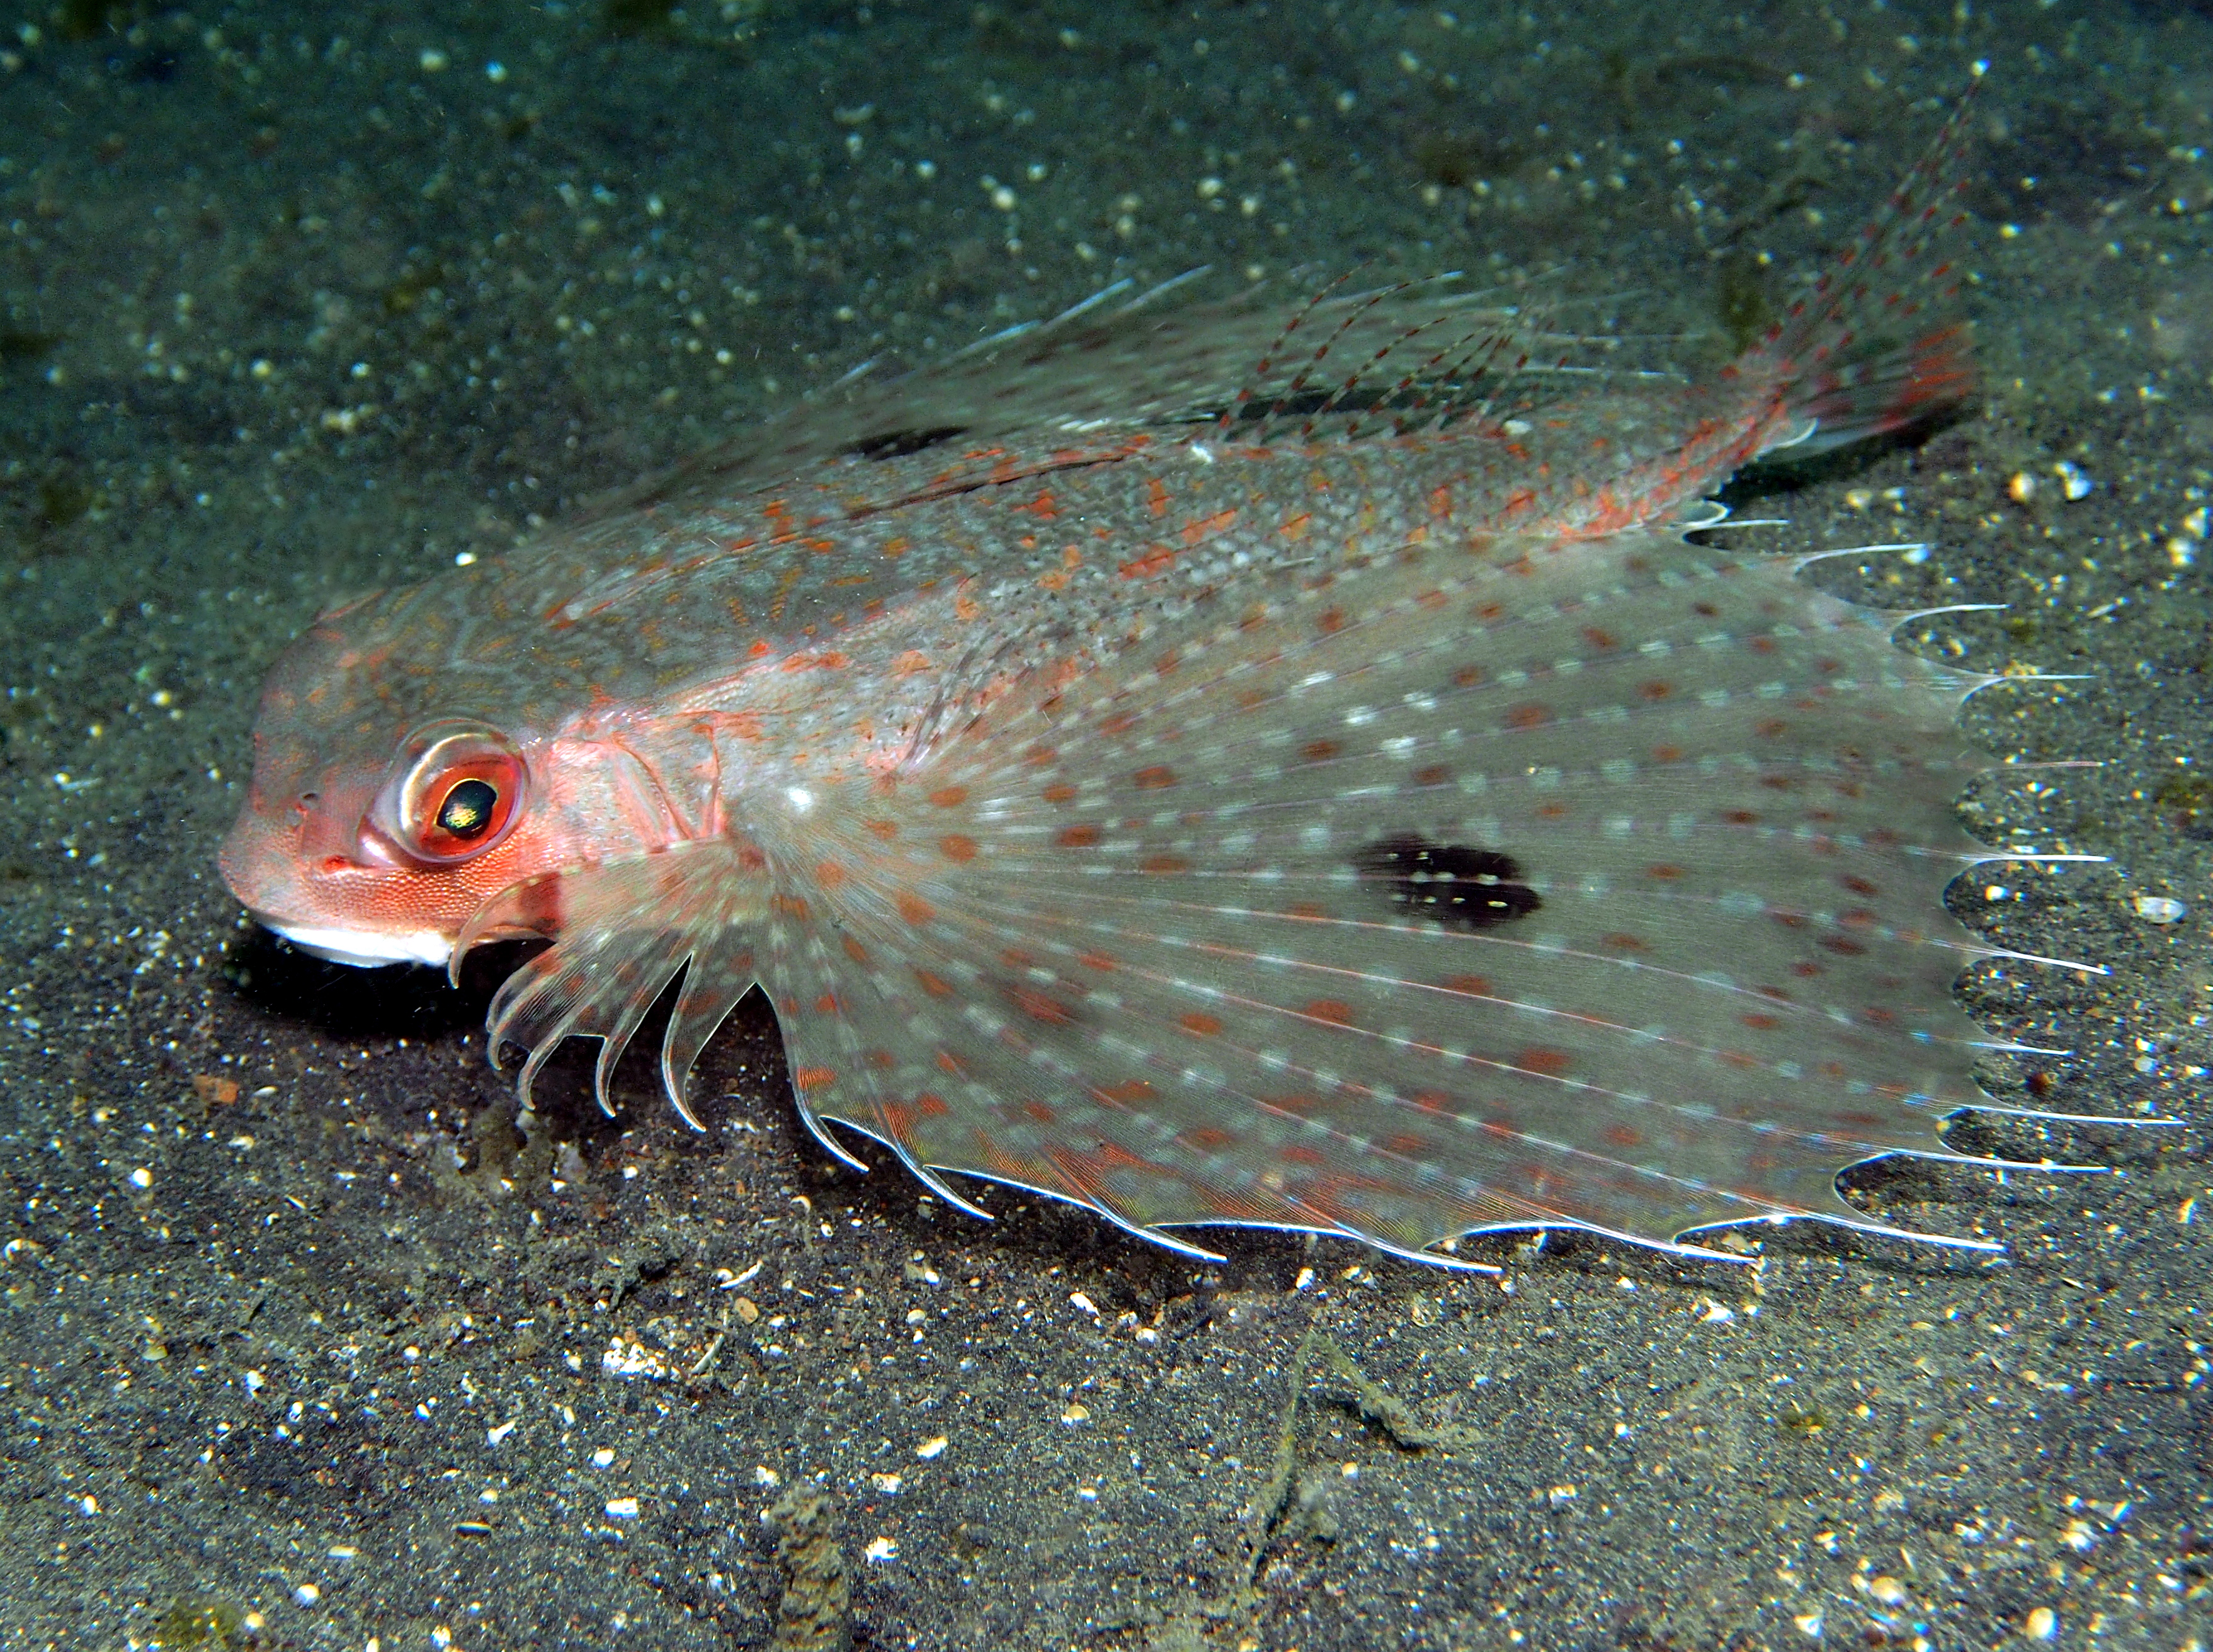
219,581,593,970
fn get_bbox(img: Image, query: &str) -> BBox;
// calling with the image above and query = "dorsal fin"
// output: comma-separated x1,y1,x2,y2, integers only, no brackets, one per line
581,275,1571,528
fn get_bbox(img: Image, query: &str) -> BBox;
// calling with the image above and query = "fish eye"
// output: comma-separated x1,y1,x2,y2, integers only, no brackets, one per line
435,777,501,840
375,722,528,865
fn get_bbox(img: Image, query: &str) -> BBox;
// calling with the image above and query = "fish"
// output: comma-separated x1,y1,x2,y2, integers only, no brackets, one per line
218,80,2119,1270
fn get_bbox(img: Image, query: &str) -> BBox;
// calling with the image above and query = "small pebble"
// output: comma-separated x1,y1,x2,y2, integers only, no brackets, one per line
2133,894,2187,925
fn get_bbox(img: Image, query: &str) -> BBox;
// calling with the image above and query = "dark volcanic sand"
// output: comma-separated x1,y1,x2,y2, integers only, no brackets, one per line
0,3,2207,1648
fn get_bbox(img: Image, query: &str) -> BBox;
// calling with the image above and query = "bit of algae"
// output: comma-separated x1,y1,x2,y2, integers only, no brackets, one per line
151,1595,244,1650
765,1486,852,1652
601,0,770,47
379,262,447,317
36,470,98,530
1410,130,1521,191
2153,771,2213,838
601,0,678,38
1778,1399,1832,1437
427,1097,555,1202
0,328,60,367
59,0,125,42
1714,247,1777,355
1600,48,1790,130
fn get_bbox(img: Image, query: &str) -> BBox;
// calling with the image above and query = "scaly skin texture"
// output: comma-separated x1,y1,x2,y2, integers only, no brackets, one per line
220,375,1780,963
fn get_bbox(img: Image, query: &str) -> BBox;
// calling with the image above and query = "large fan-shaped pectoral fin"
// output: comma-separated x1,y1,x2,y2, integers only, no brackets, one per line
751,529,2010,1262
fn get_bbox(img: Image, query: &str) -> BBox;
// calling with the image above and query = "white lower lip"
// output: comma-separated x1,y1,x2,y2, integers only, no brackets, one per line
263,920,451,969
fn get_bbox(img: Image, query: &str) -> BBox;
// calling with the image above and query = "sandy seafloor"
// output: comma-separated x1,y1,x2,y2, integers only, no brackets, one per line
0,1,2210,1648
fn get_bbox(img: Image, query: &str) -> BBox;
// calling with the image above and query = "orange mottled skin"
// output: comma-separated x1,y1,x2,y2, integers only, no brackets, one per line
220,384,1794,960
224,101,2044,1267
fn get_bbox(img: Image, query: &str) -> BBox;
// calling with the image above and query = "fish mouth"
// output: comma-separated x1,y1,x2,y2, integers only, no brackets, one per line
254,916,453,971
222,813,457,970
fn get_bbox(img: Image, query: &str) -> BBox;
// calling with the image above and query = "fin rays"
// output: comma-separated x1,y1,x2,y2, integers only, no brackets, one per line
460,526,2136,1267
727,530,2071,1260
460,845,771,1120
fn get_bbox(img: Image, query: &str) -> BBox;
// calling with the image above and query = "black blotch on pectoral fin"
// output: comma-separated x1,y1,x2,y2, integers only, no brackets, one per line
1355,835,1540,930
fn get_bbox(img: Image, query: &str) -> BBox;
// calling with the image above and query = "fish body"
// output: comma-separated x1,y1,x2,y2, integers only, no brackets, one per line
222,101,2039,1266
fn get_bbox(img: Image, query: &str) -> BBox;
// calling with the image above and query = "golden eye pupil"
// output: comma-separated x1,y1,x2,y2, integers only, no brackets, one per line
437,778,499,840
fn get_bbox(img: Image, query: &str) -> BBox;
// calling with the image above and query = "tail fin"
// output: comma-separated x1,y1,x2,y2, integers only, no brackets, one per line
1760,68,1985,454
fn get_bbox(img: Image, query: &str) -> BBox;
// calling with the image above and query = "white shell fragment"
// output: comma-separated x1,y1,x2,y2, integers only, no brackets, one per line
2132,894,2187,925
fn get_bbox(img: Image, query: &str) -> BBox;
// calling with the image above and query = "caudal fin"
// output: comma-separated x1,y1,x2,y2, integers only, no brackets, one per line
1759,69,1985,454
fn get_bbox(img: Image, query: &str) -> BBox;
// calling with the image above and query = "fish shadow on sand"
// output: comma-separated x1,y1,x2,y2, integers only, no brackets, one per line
221,928,664,1163
222,925,515,1042
1713,404,1969,510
